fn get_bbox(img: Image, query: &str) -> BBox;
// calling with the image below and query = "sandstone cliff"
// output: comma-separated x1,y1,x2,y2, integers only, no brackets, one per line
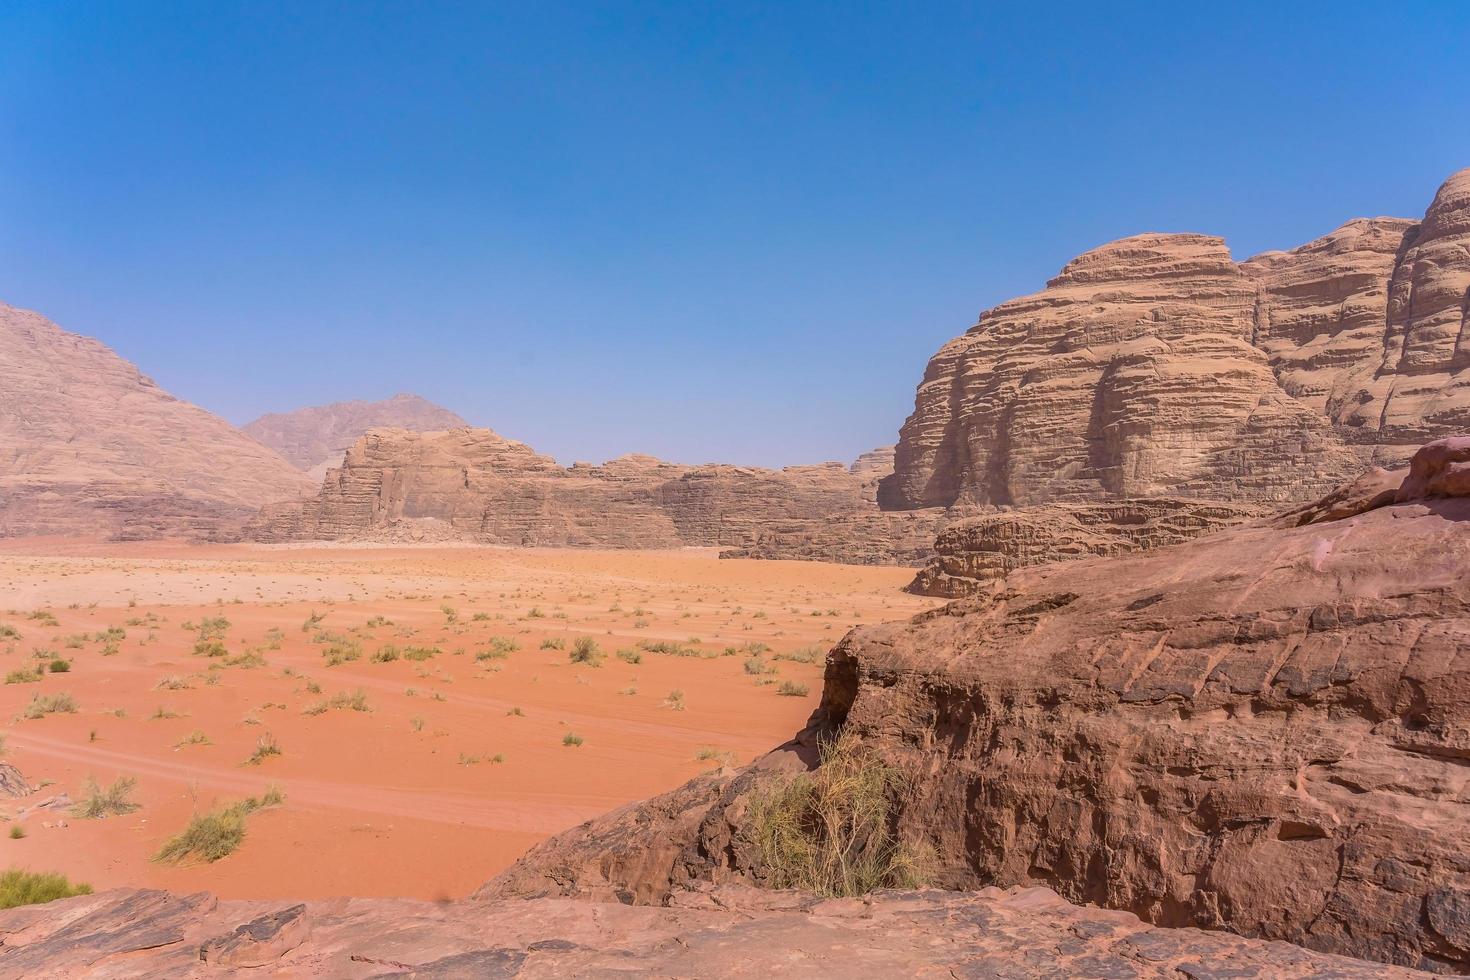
883,169,1470,511
485,439,1470,973
242,393,468,476
0,302,315,539
246,428,947,564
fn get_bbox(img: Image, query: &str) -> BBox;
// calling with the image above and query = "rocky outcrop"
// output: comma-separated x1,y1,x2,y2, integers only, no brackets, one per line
906,498,1264,598
1243,170,1470,466
878,234,1363,512
0,883,1415,978
246,428,945,564
242,393,469,476
884,168,1470,513
487,441,1470,973
0,303,315,539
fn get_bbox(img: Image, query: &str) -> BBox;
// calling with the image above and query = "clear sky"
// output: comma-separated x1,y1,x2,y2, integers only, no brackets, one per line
2,2,1467,467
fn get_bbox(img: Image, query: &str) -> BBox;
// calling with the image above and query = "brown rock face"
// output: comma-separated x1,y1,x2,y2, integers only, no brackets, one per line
878,234,1362,512
885,168,1470,512
242,393,468,475
0,303,315,539
906,498,1264,598
0,884,1414,978
1244,170,1470,465
247,428,944,563
487,442,1470,973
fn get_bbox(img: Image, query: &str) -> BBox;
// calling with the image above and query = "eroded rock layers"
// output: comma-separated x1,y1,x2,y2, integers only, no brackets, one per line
883,168,1470,510
242,393,469,476
486,441,1470,974
244,427,946,563
0,303,315,539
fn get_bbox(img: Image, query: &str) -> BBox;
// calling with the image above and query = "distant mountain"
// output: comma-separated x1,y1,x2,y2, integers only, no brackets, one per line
242,394,469,476
0,302,315,539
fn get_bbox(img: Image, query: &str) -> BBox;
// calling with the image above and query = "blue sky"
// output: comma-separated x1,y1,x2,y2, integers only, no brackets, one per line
2,2,1467,466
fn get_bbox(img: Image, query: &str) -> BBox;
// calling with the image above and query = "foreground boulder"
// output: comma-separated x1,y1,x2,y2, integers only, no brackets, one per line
0,883,1417,978
489,440,1470,973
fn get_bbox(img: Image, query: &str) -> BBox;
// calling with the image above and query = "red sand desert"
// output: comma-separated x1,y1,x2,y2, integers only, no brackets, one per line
0,539,935,900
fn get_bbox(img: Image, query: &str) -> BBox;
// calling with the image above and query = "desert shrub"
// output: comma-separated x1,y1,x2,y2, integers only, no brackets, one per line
152,788,284,864
662,689,686,711
743,656,768,676
744,731,928,897
539,637,565,651
245,733,281,765
301,611,326,632
0,626,19,640
568,637,602,666
72,776,140,819
328,688,371,712
321,641,361,666
777,681,810,697
223,650,266,669
562,732,583,747
402,646,438,662
302,700,327,716
774,646,823,664
371,645,400,663
615,648,641,665
155,675,191,690
22,692,77,719
193,640,228,658
175,730,211,748
196,616,230,641
7,826,24,840
0,869,92,909
5,667,41,685
26,611,58,627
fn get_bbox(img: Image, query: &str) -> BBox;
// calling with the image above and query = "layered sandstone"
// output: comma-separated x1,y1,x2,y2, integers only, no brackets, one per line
488,441,1470,973
242,393,468,477
878,234,1363,512
246,428,939,563
906,498,1264,598
0,303,315,539
883,169,1470,513
0,882,1413,978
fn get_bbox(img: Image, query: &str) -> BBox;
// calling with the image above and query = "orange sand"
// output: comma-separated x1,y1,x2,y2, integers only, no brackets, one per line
0,540,934,900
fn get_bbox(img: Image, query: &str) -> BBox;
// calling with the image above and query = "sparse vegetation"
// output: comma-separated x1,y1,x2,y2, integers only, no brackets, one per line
0,869,92,908
21,692,78,720
5,667,42,685
245,733,282,765
562,732,583,747
175,730,211,748
371,644,400,663
7,826,24,840
152,788,285,864
568,636,603,666
402,646,439,661
662,689,686,711
72,776,140,819
539,637,565,651
777,681,810,697
744,731,929,897
615,648,642,664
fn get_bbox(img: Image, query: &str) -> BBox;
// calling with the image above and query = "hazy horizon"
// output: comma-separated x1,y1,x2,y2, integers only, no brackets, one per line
3,2,1468,467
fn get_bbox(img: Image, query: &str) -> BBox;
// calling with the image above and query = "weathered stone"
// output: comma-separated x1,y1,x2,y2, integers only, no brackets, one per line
243,393,469,477
0,303,314,540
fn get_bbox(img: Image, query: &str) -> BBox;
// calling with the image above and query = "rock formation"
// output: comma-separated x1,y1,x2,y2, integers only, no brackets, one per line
245,428,948,564
0,302,315,539
883,169,1470,513
242,393,468,477
487,439,1470,973
907,498,1265,598
878,234,1364,512
0,881,1414,977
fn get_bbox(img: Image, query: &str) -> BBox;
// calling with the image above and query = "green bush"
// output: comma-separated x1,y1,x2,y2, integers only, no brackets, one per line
152,788,284,864
72,776,140,819
0,869,92,909
744,731,928,897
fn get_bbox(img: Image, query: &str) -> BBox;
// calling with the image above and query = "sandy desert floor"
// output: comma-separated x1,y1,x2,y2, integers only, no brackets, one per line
0,539,935,900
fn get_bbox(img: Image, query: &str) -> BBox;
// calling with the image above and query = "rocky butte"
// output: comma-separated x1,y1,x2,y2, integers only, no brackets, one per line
896,167,1470,595
242,393,469,480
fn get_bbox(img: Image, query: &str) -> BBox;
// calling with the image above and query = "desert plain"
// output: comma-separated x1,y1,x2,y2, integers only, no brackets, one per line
0,539,933,900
